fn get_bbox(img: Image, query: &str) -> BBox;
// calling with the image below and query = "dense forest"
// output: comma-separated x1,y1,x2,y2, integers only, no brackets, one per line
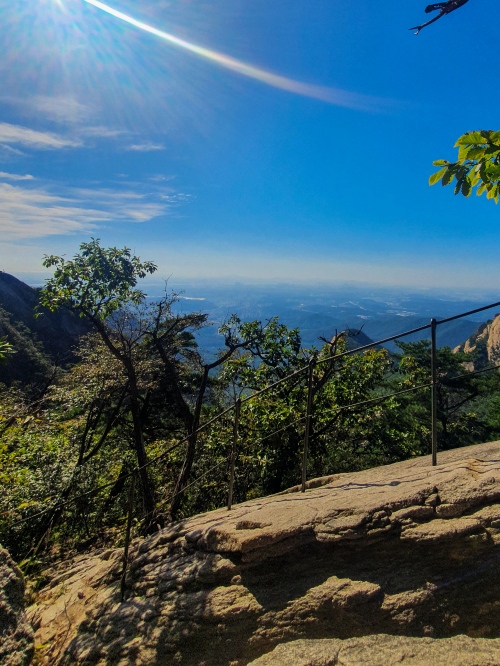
2,239,500,569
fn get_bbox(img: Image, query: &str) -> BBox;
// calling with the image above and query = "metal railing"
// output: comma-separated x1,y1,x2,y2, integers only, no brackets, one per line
8,298,500,576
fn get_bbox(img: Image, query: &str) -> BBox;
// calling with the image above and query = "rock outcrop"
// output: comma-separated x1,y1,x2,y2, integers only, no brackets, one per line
0,545,34,666
454,313,500,369
248,635,500,665
29,441,500,665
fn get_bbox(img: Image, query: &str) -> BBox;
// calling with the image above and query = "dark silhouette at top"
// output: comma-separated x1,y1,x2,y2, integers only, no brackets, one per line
410,0,470,34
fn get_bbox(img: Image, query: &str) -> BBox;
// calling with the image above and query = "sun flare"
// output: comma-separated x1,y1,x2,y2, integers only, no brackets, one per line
74,0,386,112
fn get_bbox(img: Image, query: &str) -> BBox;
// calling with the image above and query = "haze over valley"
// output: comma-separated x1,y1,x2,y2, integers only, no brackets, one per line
158,281,499,355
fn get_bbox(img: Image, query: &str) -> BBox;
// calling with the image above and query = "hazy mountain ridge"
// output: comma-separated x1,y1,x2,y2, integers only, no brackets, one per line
167,283,493,357
0,271,497,384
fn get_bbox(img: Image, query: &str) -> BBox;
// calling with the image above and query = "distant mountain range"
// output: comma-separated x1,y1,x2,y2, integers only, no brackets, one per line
167,282,496,358
1,272,498,385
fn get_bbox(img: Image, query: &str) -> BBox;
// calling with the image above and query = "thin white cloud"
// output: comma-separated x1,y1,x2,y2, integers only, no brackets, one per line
0,181,167,241
70,187,152,202
0,123,81,150
0,144,25,157
0,172,35,181
32,95,92,125
149,174,175,182
160,193,193,203
2,95,127,143
120,205,167,222
79,125,125,138
126,142,165,152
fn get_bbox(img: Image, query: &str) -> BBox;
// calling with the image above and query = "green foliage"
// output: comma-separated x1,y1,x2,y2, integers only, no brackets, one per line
40,238,157,320
4,301,500,561
0,336,13,363
217,322,404,495
394,340,496,451
0,308,54,388
0,389,76,556
430,130,500,203
37,239,210,530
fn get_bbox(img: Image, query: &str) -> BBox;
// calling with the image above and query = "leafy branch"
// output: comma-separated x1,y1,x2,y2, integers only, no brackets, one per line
429,130,500,203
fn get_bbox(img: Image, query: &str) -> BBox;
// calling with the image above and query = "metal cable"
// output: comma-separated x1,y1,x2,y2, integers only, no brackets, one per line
326,380,432,416
444,362,500,382
150,454,233,516
8,300,500,530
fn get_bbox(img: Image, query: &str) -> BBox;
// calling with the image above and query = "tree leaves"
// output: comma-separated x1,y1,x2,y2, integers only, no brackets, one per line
430,130,500,203
39,238,158,321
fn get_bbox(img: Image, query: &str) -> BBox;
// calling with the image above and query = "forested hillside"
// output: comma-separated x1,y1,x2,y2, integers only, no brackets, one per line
2,242,500,569
0,272,90,386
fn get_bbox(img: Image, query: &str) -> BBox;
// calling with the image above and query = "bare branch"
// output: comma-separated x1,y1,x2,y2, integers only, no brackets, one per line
410,0,470,35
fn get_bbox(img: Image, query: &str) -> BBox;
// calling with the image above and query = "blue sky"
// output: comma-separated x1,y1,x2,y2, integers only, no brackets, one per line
1,0,498,289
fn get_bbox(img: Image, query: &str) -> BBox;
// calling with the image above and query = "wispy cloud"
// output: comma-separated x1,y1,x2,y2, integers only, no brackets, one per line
31,95,92,125
160,193,193,203
0,172,35,181
0,123,81,150
0,144,25,157
0,181,168,241
149,174,175,182
126,142,165,152
79,125,125,138
1,95,127,144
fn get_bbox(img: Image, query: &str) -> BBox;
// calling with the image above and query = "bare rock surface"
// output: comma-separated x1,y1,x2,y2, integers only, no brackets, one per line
0,545,34,666
454,313,500,368
29,441,500,665
249,635,500,666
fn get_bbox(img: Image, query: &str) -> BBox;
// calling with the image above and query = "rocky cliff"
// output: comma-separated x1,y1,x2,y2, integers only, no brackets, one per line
27,440,500,665
454,313,500,369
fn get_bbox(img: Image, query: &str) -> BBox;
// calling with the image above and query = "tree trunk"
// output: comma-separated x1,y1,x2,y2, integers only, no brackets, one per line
128,374,157,531
169,366,210,520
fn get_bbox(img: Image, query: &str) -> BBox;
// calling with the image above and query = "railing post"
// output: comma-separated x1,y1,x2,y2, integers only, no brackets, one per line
121,470,136,602
301,357,315,493
227,399,241,510
430,318,438,467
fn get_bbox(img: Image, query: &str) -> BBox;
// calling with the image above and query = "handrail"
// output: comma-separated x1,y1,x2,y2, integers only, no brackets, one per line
8,297,500,545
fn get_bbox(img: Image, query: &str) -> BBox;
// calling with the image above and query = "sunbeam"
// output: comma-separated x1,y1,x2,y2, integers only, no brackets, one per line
80,0,388,113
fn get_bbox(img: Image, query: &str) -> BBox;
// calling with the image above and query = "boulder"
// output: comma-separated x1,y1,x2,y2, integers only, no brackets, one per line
29,441,500,665
0,545,33,666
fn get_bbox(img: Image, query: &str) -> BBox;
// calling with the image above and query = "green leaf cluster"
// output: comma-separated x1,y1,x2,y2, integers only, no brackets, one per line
39,238,157,320
430,130,500,202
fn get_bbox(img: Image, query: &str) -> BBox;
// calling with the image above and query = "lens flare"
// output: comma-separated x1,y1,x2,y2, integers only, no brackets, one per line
82,0,388,113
